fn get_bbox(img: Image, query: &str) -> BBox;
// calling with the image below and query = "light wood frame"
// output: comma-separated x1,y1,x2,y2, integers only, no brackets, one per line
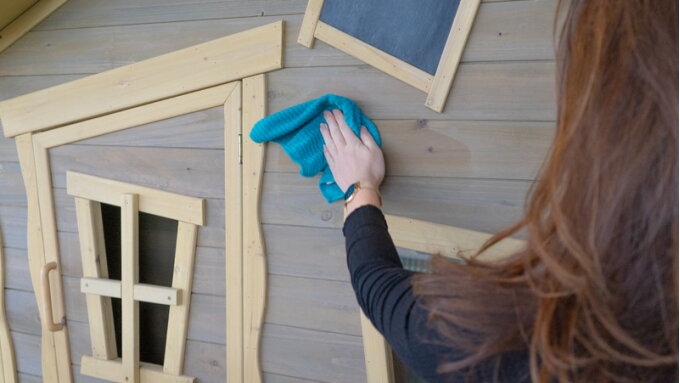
0,0,68,54
0,232,18,383
2,22,280,383
69,172,205,383
359,214,526,382
298,0,481,113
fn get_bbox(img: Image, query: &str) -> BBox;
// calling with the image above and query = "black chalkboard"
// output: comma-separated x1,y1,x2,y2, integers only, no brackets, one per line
319,0,461,75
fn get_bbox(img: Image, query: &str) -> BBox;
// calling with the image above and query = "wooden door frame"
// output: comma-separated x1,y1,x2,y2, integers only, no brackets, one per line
298,0,481,113
360,214,526,382
1,22,282,383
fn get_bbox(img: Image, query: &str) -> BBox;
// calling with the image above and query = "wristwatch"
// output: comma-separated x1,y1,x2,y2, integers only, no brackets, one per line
344,181,382,207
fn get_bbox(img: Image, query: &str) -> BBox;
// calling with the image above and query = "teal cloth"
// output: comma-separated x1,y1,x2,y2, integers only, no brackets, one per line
250,94,381,203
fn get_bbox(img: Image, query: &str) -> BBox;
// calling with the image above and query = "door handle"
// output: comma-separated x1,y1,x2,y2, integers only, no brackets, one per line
40,262,64,332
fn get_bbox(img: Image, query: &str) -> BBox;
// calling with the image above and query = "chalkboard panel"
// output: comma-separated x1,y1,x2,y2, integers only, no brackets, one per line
319,0,461,75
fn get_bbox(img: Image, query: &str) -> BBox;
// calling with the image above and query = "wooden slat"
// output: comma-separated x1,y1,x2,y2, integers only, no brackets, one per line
81,357,195,383
0,21,283,137
0,0,38,31
360,313,394,383
385,214,525,260
0,233,18,383
74,198,117,360
314,21,433,93
242,74,267,383
79,278,120,299
224,82,244,383
14,134,71,382
67,171,205,226
163,222,199,375
267,63,556,121
79,279,180,306
297,0,324,48
121,193,139,383
0,0,67,53
426,0,482,112
34,83,237,149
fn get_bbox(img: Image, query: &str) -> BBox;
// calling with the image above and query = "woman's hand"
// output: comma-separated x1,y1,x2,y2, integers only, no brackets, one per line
320,109,385,193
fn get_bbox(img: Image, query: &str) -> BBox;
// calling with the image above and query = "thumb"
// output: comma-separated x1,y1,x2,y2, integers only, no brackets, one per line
359,126,377,148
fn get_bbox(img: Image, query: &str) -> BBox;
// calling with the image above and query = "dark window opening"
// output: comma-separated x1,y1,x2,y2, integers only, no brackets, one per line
100,203,178,366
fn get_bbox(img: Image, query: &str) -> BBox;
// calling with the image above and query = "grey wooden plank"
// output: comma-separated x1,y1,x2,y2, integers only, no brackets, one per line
12,331,41,377
261,172,531,231
264,224,349,282
261,323,366,383
267,63,556,121
35,0,308,30
6,289,41,336
0,138,18,162
0,162,26,206
74,107,224,149
54,188,225,248
49,145,224,199
19,373,43,383
5,247,32,291
0,15,359,76
265,119,553,180
267,274,360,336
0,205,27,249
0,0,558,76
264,373,321,383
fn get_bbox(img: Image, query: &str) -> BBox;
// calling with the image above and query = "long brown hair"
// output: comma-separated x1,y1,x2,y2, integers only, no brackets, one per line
412,1,678,382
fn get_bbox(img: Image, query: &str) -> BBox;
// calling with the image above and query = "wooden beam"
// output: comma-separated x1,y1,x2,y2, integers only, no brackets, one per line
297,0,324,48
0,232,18,383
81,357,195,383
163,222,199,375
67,171,206,226
313,21,433,93
121,194,140,383
0,21,284,137
360,313,394,383
75,198,118,360
426,0,482,112
0,0,68,54
224,82,244,383
80,278,181,306
242,74,267,383
34,82,238,149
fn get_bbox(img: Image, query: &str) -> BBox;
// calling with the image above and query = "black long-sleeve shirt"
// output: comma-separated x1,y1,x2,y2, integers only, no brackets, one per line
343,205,530,383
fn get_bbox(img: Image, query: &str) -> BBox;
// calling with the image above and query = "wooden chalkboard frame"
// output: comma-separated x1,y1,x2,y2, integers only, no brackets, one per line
298,0,481,113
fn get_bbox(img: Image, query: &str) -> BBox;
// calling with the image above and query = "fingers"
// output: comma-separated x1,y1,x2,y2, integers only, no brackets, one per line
359,126,377,149
332,109,360,145
323,110,346,147
323,144,335,167
320,123,337,154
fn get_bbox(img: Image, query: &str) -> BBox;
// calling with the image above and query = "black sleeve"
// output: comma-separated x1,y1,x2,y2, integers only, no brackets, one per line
342,205,531,383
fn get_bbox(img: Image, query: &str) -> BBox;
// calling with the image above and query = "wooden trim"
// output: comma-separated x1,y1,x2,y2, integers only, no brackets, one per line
34,82,238,149
15,134,73,383
81,357,195,383
75,198,117,360
67,171,206,226
0,21,284,137
80,279,180,306
0,232,18,383
297,0,324,48
314,22,433,93
225,82,244,383
163,222,199,375
121,194,140,383
360,313,394,383
241,74,267,383
426,0,482,112
0,0,67,54
361,214,526,382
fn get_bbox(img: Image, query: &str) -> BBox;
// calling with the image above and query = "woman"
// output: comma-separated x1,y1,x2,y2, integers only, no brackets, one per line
319,0,678,382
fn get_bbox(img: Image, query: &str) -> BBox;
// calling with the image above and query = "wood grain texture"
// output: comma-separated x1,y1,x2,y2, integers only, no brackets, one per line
0,21,283,137
242,74,267,383
297,0,323,48
0,0,67,53
0,233,18,383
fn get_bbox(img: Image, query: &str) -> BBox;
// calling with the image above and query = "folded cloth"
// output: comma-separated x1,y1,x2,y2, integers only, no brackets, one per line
250,94,381,203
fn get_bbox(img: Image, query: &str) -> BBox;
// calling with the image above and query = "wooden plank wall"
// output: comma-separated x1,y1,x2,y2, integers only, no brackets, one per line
0,0,558,381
